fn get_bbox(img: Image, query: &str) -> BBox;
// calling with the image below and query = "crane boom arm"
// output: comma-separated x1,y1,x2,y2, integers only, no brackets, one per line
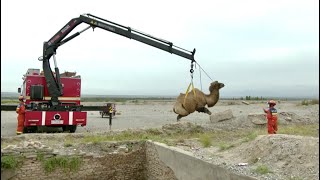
42,14,196,108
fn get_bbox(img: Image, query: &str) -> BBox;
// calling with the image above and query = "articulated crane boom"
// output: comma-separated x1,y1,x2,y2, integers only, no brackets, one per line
1,14,197,134
40,14,196,108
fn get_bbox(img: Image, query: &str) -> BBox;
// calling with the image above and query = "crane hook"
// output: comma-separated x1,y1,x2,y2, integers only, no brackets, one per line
190,60,195,74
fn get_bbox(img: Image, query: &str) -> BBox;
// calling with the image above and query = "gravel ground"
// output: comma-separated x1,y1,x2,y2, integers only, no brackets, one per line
1,100,319,180
177,133,319,180
2,100,318,137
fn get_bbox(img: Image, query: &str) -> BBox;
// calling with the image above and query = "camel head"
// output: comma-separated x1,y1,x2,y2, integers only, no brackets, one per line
209,81,225,92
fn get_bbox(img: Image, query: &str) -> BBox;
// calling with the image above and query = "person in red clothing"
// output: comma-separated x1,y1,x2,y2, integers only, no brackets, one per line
16,95,26,135
263,100,278,134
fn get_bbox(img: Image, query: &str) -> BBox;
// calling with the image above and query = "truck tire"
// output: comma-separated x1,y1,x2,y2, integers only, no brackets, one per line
23,127,38,133
69,125,77,133
23,127,28,133
62,125,77,133
29,126,38,133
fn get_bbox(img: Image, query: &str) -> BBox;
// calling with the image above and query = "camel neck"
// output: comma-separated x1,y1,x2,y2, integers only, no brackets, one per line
206,90,220,107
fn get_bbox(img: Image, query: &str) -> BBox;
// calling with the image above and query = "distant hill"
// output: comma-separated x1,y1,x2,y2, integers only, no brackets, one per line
1,92,175,99
1,91,318,100
1,92,19,98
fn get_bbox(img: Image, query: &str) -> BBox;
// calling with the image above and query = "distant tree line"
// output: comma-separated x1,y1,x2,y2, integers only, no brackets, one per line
221,96,290,101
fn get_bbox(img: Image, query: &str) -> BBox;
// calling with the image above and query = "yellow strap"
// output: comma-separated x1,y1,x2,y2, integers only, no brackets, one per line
183,82,196,105
191,82,196,97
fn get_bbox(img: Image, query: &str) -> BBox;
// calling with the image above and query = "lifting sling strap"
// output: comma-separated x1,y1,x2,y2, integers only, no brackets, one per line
183,60,196,106
183,81,196,106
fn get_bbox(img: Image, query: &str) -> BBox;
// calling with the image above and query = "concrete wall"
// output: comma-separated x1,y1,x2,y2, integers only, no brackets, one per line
1,143,147,180
147,141,257,180
145,142,178,180
5,155,145,180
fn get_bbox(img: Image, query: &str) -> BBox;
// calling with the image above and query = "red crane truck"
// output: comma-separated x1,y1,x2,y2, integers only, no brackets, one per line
7,13,197,133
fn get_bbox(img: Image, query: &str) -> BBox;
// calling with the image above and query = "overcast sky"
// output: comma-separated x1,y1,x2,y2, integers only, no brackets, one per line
1,0,319,98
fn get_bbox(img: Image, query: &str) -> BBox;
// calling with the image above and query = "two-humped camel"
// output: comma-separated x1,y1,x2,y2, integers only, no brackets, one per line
173,81,225,121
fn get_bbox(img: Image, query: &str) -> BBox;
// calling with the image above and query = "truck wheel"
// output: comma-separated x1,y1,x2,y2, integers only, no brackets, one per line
62,126,67,132
29,126,38,133
23,127,38,133
23,127,28,133
69,125,77,133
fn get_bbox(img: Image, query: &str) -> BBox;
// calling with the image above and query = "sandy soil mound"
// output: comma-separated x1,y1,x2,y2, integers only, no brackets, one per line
177,132,319,179
224,134,319,179
161,121,204,135
204,109,319,132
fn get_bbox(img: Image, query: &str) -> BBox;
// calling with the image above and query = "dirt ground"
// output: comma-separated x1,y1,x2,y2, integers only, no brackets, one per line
2,100,318,136
1,100,319,179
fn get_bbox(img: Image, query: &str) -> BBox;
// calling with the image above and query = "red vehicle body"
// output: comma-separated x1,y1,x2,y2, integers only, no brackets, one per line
21,69,86,132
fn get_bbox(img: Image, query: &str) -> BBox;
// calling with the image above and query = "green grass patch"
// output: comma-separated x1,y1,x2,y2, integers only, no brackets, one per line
218,143,235,151
64,142,73,147
242,131,259,143
79,123,317,148
81,128,202,146
36,152,45,162
43,156,82,173
301,99,319,106
63,136,74,147
1,155,18,169
250,157,260,164
1,99,19,104
82,135,108,144
145,128,164,136
278,124,319,137
199,133,212,147
254,165,272,174
82,130,155,144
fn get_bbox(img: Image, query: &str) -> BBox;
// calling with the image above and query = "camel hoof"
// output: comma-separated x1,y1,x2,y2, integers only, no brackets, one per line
208,111,212,115
177,115,182,121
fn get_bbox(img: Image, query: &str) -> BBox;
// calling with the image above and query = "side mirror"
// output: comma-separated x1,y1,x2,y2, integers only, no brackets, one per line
18,88,21,93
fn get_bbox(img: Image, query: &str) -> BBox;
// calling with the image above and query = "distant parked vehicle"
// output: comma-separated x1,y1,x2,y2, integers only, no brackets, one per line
99,103,116,118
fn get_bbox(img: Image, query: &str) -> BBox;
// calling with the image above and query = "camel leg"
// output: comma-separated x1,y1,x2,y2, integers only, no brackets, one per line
177,115,183,121
196,107,212,115
203,107,212,115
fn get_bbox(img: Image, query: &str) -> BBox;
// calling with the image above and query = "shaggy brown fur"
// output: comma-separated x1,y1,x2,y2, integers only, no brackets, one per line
173,81,225,121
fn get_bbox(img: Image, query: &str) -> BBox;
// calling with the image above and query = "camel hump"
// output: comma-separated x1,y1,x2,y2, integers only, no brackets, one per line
187,88,201,94
178,93,186,98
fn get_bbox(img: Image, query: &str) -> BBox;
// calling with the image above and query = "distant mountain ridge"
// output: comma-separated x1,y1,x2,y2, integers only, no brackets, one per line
2,91,318,100
1,92,175,99
1,92,18,97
